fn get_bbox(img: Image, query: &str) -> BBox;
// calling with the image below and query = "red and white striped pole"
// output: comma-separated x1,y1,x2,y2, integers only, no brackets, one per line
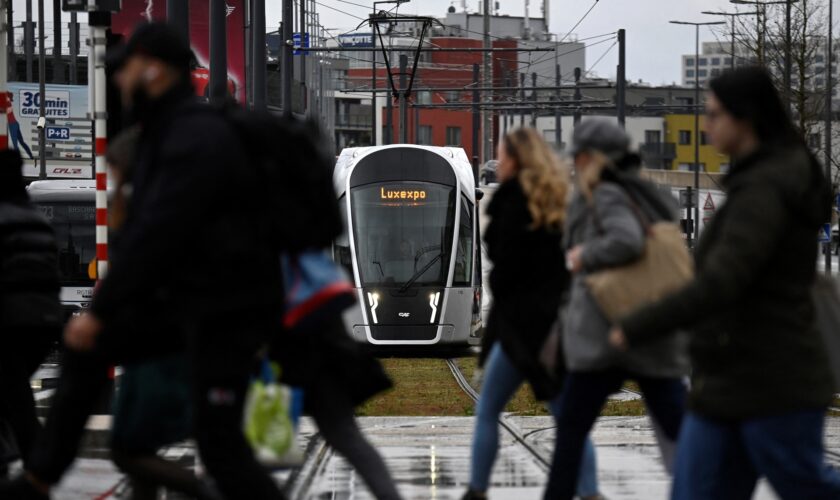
0,0,8,151
90,14,108,279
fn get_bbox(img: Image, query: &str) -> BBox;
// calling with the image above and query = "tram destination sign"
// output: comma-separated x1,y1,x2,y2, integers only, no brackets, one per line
380,187,427,201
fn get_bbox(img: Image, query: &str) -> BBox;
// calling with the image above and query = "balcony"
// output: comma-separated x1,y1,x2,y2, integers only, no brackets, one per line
639,142,677,170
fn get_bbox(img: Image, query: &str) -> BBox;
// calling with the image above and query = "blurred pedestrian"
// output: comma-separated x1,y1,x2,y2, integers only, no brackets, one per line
462,128,601,500
105,127,220,500
0,22,286,500
270,315,400,500
544,119,688,499
0,150,61,474
611,67,840,500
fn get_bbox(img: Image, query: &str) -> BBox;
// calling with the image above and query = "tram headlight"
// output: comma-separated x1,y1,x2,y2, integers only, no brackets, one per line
367,292,380,324
429,292,441,323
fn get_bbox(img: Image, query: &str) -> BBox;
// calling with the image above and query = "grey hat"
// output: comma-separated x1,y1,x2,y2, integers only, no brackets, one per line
570,118,631,162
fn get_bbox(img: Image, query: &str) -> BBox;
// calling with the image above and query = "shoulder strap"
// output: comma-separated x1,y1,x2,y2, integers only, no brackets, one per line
587,183,651,236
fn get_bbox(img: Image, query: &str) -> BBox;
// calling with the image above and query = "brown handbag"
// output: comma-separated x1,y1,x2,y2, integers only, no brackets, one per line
584,196,694,322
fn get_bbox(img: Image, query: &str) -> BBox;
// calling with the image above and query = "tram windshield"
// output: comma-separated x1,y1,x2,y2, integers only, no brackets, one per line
36,202,96,284
351,182,455,287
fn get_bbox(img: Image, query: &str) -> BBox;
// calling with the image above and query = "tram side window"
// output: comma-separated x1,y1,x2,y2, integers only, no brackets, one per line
334,196,353,275
453,196,473,286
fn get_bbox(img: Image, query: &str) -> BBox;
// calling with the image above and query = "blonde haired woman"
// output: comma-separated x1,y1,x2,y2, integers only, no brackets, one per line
463,128,600,500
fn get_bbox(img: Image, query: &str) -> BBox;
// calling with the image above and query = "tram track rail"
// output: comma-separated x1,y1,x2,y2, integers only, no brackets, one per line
445,358,552,471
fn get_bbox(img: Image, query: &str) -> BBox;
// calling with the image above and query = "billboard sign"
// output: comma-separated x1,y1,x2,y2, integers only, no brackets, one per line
7,82,92,179
338,33,373,48
111,0,247,102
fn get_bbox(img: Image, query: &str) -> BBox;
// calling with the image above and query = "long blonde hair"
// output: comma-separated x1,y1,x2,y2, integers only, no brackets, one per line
504,127,569,229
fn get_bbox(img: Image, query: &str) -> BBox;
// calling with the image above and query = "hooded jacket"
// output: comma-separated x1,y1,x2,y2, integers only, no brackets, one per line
622,145,834,419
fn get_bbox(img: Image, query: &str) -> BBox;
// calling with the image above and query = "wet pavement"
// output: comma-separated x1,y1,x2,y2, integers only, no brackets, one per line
50,415,840,499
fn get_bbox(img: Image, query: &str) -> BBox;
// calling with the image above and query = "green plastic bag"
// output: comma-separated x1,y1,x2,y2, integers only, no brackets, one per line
243,360,301,467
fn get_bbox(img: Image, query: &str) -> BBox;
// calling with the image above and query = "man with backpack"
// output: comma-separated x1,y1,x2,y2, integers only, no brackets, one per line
2,23,286,499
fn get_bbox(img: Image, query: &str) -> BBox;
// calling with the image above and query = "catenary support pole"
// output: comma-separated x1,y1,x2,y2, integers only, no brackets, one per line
399,53,407,143
693,24,701,244
472,63,480,178
531,72,537,127
370,13,376,144
555,63,561,148
167,0,189,40
281,0,293,114
209,0,228,104
299,0,306,114
252,0,266,110
385,83,392,145
37,0,45,178
6,2,12,82
826,0,833,273
519,72,525,126
617,28,625,128
481,0,492,165
52,0,62,83
0,0,7,149
573,67,581,126
26,0,32,82
69,12,78,84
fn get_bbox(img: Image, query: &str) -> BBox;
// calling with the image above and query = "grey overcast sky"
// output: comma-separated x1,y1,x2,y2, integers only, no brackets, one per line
265,0,756,85
13,0,772,85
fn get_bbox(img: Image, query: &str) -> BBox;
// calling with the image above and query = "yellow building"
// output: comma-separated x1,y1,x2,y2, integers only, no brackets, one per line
664,114,730,173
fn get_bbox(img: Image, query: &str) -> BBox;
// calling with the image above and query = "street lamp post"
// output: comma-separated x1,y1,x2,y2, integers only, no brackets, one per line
670,20,725,245
701,10,761,70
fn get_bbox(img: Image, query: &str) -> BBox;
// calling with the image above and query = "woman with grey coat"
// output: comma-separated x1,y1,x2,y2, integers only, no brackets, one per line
544,119,689,500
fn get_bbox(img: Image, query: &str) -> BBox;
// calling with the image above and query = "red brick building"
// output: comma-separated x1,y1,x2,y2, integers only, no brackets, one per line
346,37,519,162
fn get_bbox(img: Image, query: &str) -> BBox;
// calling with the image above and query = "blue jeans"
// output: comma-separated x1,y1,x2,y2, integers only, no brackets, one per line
673,410,840,500
469,343,599,497
545,370,686,499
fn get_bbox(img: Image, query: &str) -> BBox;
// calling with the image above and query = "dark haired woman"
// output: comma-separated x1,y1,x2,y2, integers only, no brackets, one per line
462,128,600,500
610,66,840,498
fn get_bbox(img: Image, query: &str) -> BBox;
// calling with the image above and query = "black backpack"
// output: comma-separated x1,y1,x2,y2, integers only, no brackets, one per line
222,106,342,253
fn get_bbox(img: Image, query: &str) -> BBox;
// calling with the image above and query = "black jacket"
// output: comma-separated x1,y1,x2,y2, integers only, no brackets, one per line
91,83,282,331
270,317,392,412
622,145,834,419
481,178,568,400
0,201,62,330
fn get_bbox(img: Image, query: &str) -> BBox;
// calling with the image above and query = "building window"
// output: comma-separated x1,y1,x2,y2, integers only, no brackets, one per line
417,91,432,105
686,69,695,78
678,163,692,172
711,68,721,77
417,125,432,145
700,131,709,145
817,66,826,74
645,130,661,144
686,57,695,66
679,130,691,145
816,77,826,87
686,80,695,86
810,133,822,149
446,126,462,146
711,57,720,66
817,55,825,63
697,69,708,77
698,58,708,66
724,57,732,66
